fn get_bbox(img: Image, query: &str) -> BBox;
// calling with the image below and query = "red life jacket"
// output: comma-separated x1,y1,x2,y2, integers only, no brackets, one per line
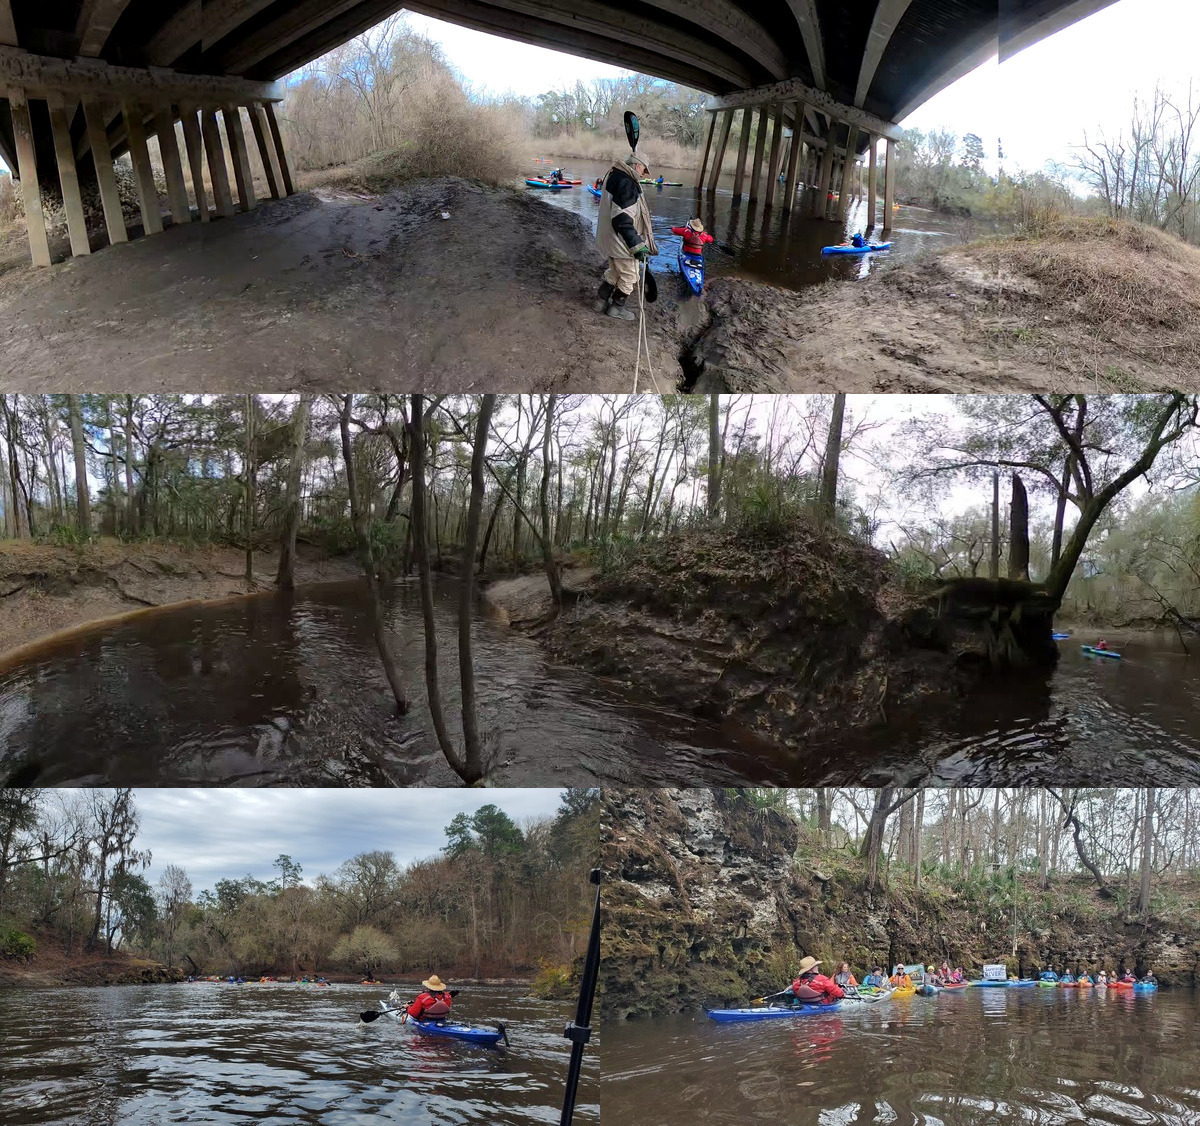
791,973,844,1002
670,226,714,255
407,990,452,1019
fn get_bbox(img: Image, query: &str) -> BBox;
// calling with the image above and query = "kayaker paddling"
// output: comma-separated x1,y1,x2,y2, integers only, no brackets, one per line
406,974,453,1021
790,956,844,1005
593,153,657,321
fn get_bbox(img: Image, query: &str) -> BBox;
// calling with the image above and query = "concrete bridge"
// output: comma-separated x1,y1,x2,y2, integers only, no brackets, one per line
1,0,1120,266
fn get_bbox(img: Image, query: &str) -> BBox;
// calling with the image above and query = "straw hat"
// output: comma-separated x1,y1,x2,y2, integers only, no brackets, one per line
423,975,448,991
630,152,651,174
686,218,705,233
796,956,821,975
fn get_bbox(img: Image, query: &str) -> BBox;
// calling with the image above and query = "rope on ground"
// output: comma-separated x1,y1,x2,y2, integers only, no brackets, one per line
633,260,661,394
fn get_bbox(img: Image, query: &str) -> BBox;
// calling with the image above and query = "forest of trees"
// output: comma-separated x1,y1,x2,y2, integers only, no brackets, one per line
741,787,1196,929
0,788,599,981
2,393,1196,773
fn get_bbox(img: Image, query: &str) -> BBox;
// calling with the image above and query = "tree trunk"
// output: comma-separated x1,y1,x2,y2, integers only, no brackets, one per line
409,395,471,782
457,395,496,782
276,395,311,591
244,396,256,586
989,470,1000,580
707,394,722,518
1137,788,1155,917
819,393,845,520
124,396,136,536
539,395,564,610
339,394,408,716
67,395,91,535
1050,454,1072,570
1008,473,1030,581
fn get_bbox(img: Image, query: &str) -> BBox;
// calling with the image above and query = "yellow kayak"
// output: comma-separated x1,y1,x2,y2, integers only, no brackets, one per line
891,985,916,997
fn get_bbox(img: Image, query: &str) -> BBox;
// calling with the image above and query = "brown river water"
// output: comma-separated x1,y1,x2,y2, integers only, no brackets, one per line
1,582,1197,787
0,982,596,1126
529,158,995,293
604,987,1200,1125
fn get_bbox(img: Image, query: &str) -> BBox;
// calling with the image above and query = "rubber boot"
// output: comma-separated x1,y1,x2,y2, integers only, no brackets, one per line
592,280,615,314
606,289,635,321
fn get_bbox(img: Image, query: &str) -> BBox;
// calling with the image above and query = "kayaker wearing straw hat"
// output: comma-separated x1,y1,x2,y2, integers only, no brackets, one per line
593,152,657,321
405,974,453,1021
790,956,845,1004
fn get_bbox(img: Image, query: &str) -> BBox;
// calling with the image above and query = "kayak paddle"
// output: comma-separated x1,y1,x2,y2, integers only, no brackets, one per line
560,869,600,1126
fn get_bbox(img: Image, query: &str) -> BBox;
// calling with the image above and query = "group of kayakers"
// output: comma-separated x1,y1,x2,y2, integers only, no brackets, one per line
1038,968,1156,986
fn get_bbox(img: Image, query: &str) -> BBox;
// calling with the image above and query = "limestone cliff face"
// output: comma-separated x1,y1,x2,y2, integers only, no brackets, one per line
600,789,1200,1020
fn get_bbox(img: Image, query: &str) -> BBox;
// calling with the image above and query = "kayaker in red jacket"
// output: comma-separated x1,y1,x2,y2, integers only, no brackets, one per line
790,956,844,1004
671,218,713,258
406,974,453,1021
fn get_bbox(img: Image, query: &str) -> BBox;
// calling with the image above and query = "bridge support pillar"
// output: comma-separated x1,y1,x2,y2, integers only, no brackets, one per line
781,100,805,212
748,104,769,201
123,101,163,236
837,125,857,222
7,90,51,267
155,107,192,225
48,97,91,257
179,105,211,221
201,106,236,219
82,98,128,245
814,127,835,218
732,106,753,200
263,102,294,196
223,105,256,212
883,137,896,232
867,137,877,229
249,103,284,200
706,109,733,193
698,110,716,187
764,105,784,207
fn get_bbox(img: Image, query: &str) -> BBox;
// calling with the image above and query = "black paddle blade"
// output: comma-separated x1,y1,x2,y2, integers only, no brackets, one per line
496,1021,509,1047
624,111,640,152
643,264,657,304
360,1009,385,1023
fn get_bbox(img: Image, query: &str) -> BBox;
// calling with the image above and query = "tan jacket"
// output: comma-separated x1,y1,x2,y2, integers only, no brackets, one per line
596,158,657,260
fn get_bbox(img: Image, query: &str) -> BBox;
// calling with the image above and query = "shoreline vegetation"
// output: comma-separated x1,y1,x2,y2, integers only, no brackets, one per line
1,789,599,993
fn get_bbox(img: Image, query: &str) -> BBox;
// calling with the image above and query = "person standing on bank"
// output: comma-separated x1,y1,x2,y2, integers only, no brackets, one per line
593,152,658,321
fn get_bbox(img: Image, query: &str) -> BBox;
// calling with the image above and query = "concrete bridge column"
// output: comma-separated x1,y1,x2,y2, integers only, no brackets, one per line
223,105,256,212
748,104,770,202
764,105,784,207
123,100,163,235
867,136,877,229
249,103,284,200
263,102,294,196
883,137,896,232
155,107,192,225
813,129,835,218
200,106,236,218
837,125,858,221
782,100,806,212
706,109,733,193
697,110,716,187
731,106,753,200
178,105,210,221
82,98,128,245
7,90,51,267
47,96,90,257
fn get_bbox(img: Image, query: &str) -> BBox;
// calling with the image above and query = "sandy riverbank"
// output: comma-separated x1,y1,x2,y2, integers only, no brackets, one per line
0,540,359,662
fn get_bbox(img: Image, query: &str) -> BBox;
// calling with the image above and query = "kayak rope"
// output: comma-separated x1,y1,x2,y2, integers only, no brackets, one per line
633,260,661,394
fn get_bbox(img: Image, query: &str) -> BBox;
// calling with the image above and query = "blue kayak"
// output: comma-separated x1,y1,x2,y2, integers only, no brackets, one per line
1052,632,1071,640
822,241,891,255
1133,982,1158,992
409,1019,507,1046
525,179,572,190
915,984,938,996
1008,979,1038,987
679,252,704,295
707,1003,840,1022
1081,645,1121,659
586,185,602,199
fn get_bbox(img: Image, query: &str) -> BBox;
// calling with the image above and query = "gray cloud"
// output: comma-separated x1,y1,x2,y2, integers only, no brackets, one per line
123,788,569,892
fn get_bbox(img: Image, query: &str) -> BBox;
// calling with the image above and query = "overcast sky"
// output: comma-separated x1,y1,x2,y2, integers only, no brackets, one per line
61,788,568,894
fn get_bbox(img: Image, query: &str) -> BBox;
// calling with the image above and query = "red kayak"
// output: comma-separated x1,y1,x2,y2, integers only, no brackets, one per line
940,982,969,991
528,176,582,186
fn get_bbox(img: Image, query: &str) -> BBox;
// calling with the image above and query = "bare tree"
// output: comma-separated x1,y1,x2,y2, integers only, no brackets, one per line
276,395,312,591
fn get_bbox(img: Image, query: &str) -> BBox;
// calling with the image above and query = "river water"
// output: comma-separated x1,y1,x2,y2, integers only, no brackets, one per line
0,577,779,788
527,158,996,293
0,982,595,1126
604,987,1200,1125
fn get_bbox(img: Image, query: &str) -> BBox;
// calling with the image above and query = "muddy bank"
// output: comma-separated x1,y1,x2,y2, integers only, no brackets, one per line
483,521,1023,755
600,789,1200,1019
0,540,359,660
483,562,595,625
687,217,1200,391
0,176,692,391
0,935,182,988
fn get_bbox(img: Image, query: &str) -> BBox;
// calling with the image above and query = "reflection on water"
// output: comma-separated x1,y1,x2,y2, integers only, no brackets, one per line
0,983,595,1126
801,634,1200,787
604,988,1200,1125
0,578,783,787
531,158,995,292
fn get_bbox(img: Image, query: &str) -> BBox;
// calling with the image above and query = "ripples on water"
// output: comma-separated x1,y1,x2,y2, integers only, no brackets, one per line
604,989,1200,1125
0,983,596,1126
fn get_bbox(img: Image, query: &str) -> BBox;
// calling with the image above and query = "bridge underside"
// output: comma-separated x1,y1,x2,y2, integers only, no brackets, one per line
1,0,1123,265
